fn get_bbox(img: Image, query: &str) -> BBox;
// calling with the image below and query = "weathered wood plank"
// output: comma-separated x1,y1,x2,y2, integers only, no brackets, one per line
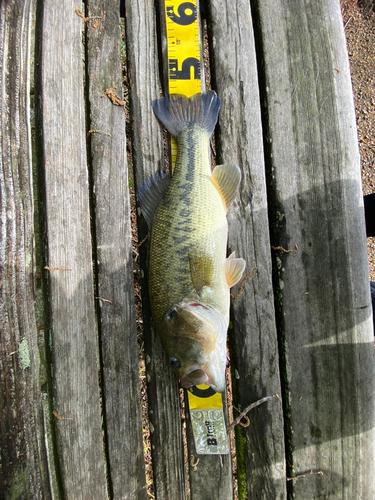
86,1,147,498
124,1,187,498
207,1,287,499
0,1,50,497
37,1,108,497
253,0,375,498
158,1,234,496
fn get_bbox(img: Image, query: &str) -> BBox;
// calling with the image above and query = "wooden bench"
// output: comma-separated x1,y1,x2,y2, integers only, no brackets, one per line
1,0,375,498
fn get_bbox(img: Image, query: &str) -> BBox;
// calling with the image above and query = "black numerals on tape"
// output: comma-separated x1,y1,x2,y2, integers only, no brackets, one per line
169,57,200,80
166,2,197,25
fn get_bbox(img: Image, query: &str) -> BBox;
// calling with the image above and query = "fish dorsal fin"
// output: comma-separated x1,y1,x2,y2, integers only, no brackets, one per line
224,252,246,288
212,164,241,211
137,170,171,228
189,254,214,293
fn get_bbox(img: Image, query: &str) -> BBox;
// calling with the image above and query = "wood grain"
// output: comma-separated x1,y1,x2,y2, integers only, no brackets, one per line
0,1,50,497
86,1,147,498
207,1,287,498
253,0,375,498
124,0,187,498
38,1,108,497
4,1,373,498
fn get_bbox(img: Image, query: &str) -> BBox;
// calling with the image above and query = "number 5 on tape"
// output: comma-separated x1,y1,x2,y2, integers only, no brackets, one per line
187,385,230,455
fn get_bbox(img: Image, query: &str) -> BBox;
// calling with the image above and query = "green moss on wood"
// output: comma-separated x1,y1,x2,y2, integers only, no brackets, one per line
18,338,31,370
234,425,247,500
9,467,29,500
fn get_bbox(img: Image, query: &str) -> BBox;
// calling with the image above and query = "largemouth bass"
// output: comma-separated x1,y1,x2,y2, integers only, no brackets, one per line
138,91,245,393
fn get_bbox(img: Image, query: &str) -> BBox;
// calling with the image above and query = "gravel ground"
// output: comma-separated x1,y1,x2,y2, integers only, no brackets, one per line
342,0,375,279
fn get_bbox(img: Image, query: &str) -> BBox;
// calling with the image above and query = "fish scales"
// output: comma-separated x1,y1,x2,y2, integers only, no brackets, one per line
138,92,245,392
149,124,228,323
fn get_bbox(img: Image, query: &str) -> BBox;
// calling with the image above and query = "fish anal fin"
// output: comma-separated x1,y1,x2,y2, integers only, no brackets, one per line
212,164,241,210
189,254,214,293
224,256,246,288
137,170,171,228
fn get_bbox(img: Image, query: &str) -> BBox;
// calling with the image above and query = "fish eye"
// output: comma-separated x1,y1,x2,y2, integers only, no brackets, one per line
169,357,181,369
167,309,177,320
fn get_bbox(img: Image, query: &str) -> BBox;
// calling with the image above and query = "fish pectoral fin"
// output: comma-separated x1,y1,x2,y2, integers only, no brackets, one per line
212,164,241,210
224,255,246,288
189,254,214,293
137,170,171,228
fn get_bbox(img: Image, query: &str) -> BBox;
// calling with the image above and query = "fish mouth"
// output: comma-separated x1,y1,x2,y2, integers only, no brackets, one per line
179,358,226,393
163,299,228,393
180,370,208,388
180,366,208,388
179,368,226,393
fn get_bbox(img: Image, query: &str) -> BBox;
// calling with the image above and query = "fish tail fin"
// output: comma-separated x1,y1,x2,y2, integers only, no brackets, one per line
152,91,220,138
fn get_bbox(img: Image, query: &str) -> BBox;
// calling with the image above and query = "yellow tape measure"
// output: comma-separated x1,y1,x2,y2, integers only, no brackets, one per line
187,385,229,454
187,384,223,410
165,0,201,96
164,0,229,455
